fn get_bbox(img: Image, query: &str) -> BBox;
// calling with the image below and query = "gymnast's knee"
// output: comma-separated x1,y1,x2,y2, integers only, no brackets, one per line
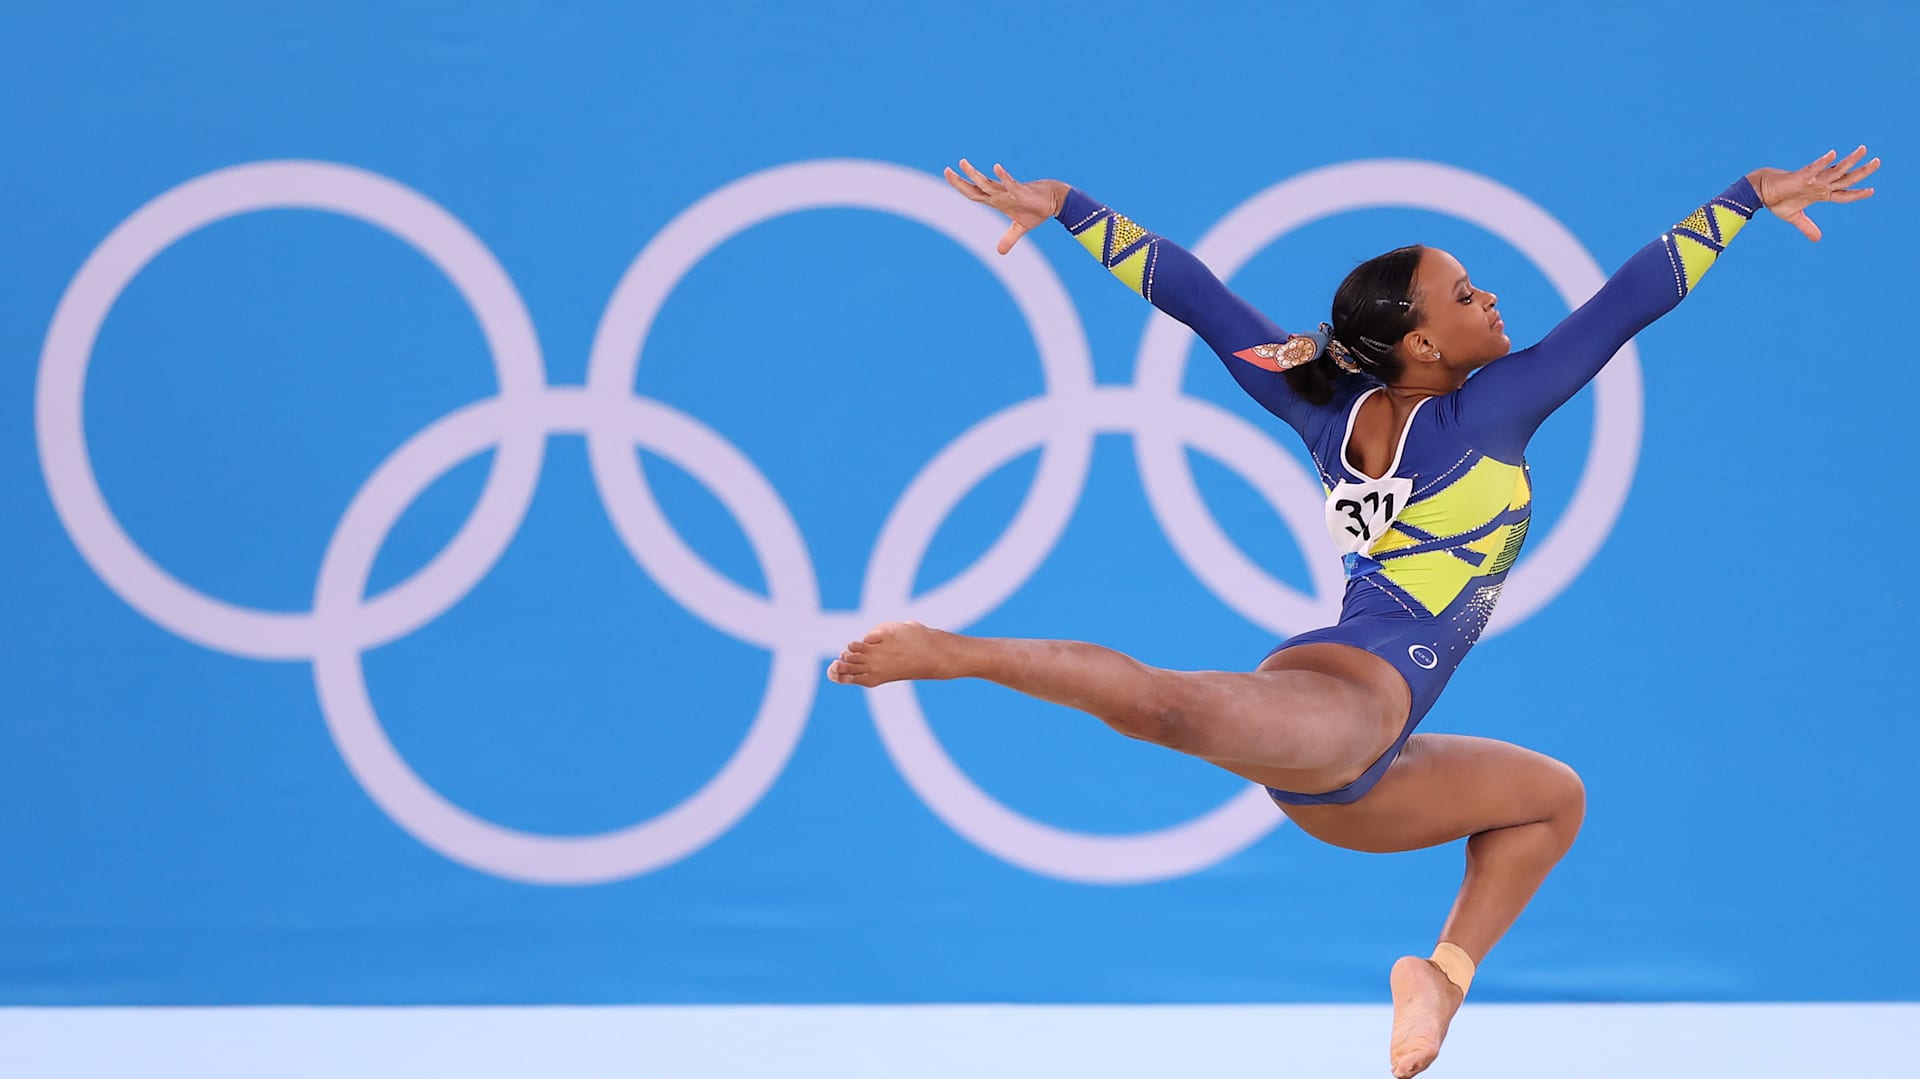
1104,672,1195,749
1544,760,1587,850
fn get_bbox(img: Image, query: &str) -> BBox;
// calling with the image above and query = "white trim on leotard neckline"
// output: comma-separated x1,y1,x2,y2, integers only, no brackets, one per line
1339,387,1429,482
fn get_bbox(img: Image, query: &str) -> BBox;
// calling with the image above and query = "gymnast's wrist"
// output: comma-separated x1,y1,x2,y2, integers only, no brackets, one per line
1037,179,1072,220
1054,184,1101,225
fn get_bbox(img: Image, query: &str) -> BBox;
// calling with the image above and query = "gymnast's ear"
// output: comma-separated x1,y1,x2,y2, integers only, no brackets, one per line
1400,329,1441,365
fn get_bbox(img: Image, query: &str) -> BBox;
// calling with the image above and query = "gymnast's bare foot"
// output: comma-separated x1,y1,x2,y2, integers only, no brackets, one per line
826,621,970,686
1388,955,1465,1077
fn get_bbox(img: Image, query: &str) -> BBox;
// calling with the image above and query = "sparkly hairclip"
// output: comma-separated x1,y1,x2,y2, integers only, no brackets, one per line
1320,324,1369,374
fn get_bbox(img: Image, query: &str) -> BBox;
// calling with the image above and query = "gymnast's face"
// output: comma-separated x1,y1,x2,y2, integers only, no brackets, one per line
1405,248,1510,373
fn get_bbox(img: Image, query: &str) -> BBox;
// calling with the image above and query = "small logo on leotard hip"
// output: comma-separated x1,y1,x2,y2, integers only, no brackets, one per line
1408,644,1439,670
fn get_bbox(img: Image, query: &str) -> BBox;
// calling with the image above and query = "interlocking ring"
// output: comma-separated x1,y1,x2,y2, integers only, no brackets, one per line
37,157,1639,885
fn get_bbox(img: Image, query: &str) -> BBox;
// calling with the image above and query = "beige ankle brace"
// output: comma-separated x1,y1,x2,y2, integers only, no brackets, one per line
1429,942,1476,995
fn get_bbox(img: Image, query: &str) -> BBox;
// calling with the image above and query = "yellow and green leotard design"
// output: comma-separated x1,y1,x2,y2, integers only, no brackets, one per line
1053,177,1759,804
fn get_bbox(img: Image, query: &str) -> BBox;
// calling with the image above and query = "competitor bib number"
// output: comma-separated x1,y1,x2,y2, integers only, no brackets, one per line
1324,476,1414,556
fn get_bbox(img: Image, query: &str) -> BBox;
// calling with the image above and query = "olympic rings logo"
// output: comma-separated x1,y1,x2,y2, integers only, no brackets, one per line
36,158,1642,886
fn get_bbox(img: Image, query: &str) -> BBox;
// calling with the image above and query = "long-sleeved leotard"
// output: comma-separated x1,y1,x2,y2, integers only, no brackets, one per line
1055,178,1759,803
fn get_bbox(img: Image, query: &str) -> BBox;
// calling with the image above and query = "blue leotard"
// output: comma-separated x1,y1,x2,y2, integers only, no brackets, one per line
1055,177,1760,804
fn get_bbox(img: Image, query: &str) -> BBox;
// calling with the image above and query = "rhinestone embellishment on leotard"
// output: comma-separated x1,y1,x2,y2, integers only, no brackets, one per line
1106,213,1149,257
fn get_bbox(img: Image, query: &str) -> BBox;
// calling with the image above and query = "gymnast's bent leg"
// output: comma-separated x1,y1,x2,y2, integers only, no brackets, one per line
1281,733,1588,1078
826,620,1410,794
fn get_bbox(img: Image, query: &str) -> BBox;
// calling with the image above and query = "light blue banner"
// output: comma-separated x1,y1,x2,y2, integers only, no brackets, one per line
1,1,1913,1005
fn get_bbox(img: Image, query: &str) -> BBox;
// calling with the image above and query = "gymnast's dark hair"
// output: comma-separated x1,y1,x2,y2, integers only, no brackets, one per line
1283,245,1425,406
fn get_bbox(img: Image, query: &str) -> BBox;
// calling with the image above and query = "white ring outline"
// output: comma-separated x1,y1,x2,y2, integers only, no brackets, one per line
584,159,1097,648
312,390,819,884
34,163,821,883
35,161,549,659
36,157,1644,886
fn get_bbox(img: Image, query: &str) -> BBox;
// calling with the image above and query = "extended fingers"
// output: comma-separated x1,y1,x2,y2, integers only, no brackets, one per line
944,166,989,202
1836,154,1882,190
1800,148,1841,176
1829,144,1871,175
958,158,1002,193
946,158,1012,203
1783,145,1881,209
1816,145,1880,191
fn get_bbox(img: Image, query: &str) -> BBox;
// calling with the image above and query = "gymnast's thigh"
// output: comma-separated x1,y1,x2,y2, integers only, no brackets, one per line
1277,733,1587,855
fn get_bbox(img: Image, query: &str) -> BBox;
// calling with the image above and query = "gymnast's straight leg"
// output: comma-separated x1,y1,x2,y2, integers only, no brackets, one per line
827,620,1411,798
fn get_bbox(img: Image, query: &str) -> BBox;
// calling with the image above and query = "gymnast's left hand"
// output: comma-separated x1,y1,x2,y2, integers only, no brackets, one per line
943,159,1068,254
1748,145,1880,242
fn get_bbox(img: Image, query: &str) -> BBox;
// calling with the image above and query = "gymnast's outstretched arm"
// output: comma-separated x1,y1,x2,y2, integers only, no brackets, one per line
1457,147,1879,461
942,159,1337,438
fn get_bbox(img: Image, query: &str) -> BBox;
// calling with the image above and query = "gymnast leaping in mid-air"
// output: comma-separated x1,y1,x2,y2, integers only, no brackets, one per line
827,145,1876,1076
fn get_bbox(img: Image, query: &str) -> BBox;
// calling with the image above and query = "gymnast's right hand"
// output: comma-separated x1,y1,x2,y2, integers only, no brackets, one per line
1747,145,1880,242
944,159,1068,255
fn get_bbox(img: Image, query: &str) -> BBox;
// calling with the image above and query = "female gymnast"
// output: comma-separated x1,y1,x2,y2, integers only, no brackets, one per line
827,146,1876,1076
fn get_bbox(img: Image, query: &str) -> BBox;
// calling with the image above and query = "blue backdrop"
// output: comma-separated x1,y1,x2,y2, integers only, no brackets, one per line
2,0,1914,1007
